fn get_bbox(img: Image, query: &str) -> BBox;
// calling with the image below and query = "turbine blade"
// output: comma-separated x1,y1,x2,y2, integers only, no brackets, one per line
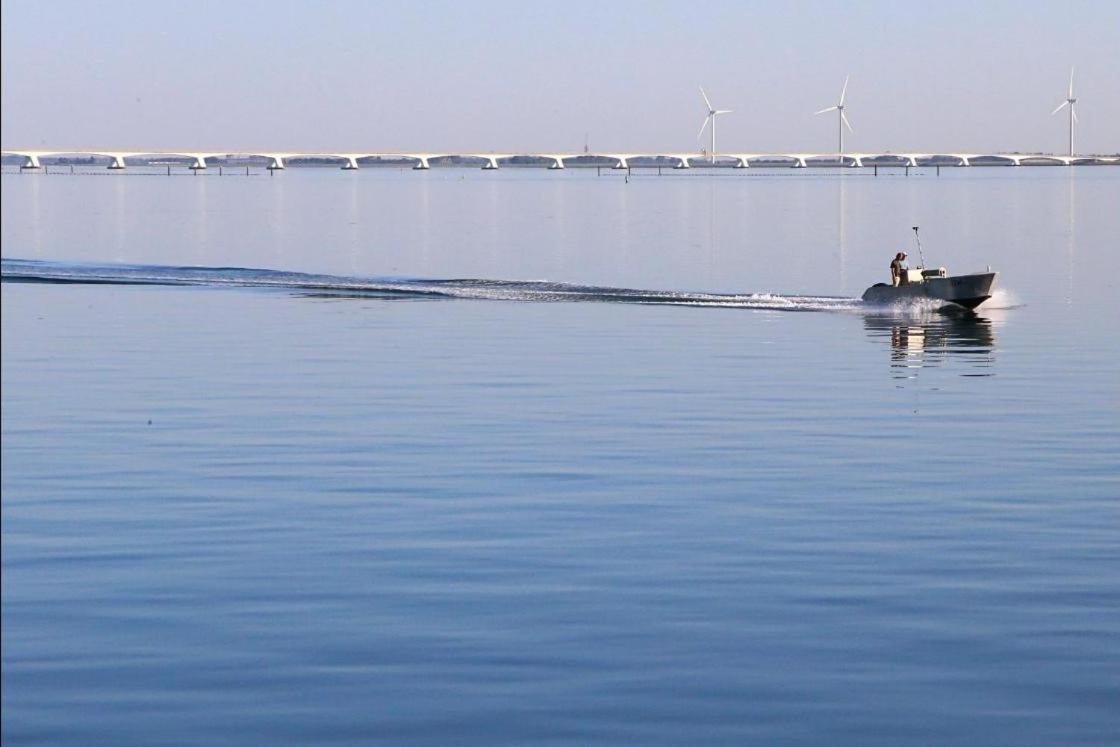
1069,66,1075,98
1051,100,1068,115
839,74,850,106
716,109,733,115
699,86,712,111
841,111,853,132
697,115,711,140
1072,107,1079,124
814,106,837,115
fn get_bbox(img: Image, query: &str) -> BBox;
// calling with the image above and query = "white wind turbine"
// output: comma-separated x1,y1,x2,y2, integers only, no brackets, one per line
697,87,732,163
814,74,853,158
1051,67,1078,157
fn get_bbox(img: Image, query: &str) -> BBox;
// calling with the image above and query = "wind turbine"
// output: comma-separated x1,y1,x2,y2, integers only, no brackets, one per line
814,74,853,158
1051,67,1078,157
697,87,731,163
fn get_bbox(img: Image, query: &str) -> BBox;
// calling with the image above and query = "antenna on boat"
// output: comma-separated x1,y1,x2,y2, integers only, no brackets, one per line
911,226,926,269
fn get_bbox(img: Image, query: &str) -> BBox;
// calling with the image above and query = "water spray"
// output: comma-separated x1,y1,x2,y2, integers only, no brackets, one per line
911,226,926,269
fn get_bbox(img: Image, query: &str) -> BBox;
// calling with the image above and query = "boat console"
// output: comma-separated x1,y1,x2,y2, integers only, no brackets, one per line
901,267,947,284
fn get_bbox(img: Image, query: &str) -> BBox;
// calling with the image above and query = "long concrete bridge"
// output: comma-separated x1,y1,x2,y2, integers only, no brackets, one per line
3,149,1118,171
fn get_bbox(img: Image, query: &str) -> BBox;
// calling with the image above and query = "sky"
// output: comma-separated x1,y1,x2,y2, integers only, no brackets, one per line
2,0,1117,155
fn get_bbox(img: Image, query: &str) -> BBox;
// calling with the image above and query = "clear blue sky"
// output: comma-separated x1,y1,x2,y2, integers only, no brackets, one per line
2,0,1117,154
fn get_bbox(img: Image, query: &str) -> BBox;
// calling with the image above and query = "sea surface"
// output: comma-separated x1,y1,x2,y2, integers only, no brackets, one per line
2,166,1118,745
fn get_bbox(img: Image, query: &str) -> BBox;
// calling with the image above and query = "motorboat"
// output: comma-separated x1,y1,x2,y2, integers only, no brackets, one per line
862,226,997,311
862,266,997,310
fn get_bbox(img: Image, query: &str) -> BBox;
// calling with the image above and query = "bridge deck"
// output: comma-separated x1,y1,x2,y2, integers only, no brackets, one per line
3,149,1118,170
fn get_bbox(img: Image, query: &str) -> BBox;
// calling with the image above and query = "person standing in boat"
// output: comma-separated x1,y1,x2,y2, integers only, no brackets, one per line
890,252,908,286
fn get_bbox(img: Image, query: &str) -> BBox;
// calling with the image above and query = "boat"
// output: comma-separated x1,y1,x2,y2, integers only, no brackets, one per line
862,226,997,311
862,266,997,310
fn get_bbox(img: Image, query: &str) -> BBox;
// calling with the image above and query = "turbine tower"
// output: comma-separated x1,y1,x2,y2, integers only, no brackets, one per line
1051,67,1078,157
814,75,853,158
697,87,731,164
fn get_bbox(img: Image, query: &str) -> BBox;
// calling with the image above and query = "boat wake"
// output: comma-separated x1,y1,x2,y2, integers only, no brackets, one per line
2,258,866,313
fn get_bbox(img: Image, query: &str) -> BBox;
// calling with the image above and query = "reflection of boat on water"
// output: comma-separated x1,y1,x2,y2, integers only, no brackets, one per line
862,267,998,311
864,312,996,374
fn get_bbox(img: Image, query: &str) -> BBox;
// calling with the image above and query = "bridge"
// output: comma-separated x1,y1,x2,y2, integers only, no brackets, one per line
3,149,1118,171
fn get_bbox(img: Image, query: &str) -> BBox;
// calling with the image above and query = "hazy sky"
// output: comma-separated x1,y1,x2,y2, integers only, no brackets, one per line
2,0,1117,154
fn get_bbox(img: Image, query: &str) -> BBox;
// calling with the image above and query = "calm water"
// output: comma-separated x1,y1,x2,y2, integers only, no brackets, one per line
2,166,1118,745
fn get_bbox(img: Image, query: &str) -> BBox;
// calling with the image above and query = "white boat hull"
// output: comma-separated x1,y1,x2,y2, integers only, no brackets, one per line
862,271,997,310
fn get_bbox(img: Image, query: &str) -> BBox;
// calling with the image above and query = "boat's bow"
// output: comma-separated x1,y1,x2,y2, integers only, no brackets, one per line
928,271,997,310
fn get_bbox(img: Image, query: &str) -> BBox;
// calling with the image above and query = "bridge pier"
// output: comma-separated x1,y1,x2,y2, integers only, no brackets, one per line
190,156,207,170
267,157,285,171
107,155,127,170
20,155,41,169
548,156,565,170
482,157,499,170
341,156,359,170
412,158,430,170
